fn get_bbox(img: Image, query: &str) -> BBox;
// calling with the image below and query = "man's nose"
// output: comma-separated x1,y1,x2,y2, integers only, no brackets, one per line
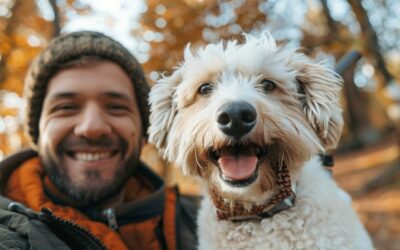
74,104,112,138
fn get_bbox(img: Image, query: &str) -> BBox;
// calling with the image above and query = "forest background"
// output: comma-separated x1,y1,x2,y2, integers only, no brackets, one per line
0,0,399,249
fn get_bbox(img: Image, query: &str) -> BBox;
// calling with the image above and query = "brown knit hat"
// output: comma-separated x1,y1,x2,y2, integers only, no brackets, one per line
24,31,150,146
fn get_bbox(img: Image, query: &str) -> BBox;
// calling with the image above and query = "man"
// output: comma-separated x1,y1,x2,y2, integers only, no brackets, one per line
0,31,198,250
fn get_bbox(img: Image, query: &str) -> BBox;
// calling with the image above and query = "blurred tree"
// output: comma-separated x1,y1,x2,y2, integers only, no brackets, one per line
338,51,375,148
344,0,400,191
316,0,380,149
140,0,268,77
0,0,58,94
302,0,354,57
49,0,61,36
347,0,395,87
0,0,61,157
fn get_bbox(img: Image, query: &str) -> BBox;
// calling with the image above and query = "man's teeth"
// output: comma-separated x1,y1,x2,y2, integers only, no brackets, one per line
74,152,112,161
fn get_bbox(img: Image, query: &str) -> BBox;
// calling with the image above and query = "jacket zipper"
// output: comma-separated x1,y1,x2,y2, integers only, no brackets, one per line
103,208,119,231
40,207,108,250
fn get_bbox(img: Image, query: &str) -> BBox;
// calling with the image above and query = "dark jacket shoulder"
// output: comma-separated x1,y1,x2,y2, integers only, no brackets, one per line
0,198,71,250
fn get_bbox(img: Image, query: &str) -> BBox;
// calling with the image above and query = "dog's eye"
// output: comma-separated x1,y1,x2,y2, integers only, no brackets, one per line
261,79,276,92
198,82,214,96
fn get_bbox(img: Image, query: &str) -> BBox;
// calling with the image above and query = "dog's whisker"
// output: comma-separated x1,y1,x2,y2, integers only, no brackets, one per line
194,146,204,171
285,117,300,135
269,118,285,138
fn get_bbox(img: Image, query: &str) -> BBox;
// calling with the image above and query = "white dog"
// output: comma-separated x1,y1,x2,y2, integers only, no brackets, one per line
148,32,374,250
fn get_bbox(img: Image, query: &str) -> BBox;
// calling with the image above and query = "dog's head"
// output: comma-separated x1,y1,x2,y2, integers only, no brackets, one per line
148,32,343,203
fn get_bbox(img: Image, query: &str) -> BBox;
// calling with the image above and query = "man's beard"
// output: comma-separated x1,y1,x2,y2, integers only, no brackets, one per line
41,135,140,206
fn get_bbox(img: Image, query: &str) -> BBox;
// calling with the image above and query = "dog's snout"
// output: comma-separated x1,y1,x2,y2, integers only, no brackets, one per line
216,102,256,139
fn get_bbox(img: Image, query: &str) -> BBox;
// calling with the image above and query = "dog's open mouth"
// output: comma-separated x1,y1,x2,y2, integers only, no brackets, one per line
208,144,267,187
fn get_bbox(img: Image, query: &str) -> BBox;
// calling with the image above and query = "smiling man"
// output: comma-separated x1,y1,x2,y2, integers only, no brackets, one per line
39,59,142,206
0,31,198,250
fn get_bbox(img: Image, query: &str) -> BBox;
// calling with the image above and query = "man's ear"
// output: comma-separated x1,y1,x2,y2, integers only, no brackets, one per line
292,54,344,151
148,70,181,159
140,137,146,148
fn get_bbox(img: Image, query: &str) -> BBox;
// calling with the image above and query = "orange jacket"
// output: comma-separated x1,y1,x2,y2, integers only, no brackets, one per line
0,150,198,250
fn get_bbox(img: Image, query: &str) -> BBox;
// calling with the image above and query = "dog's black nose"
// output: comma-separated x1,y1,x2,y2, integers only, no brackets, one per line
216,101,256,139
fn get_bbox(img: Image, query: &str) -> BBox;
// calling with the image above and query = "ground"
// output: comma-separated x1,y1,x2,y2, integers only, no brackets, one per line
334,140,400,250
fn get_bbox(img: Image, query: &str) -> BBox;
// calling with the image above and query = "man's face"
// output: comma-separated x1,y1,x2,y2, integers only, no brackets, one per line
38,60,143,204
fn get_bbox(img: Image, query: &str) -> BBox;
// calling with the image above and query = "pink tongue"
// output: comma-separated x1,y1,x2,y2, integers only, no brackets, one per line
218,156,258,180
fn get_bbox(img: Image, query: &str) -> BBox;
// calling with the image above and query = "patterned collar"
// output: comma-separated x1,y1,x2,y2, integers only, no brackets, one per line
209,161,296,221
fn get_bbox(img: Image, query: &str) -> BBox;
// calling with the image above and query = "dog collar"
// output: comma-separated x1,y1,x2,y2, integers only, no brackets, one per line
209,161,296,221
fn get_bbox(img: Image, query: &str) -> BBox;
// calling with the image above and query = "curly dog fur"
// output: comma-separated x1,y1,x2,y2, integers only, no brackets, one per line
148,32,374,250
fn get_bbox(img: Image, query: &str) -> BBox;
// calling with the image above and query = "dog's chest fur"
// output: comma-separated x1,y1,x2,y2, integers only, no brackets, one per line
197,158,374,250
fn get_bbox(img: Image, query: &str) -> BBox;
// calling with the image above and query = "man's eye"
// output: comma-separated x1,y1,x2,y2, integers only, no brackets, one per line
107,104,130,112
53,104,79,112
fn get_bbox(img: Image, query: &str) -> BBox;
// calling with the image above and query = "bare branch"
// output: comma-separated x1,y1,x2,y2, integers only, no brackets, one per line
48,0,61,36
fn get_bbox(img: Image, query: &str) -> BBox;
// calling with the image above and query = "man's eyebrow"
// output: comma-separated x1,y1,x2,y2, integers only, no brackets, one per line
102,91,133,101
46,91,133,101
47,92,78,100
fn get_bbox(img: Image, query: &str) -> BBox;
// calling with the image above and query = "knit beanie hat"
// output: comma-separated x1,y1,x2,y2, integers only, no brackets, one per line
24,31,150,147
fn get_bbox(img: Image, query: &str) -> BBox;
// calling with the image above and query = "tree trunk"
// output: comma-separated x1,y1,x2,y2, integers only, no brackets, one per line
320,0,339,35
346,0,394,86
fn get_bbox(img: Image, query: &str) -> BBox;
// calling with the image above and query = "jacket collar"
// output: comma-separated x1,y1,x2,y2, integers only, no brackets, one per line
0,149,167,224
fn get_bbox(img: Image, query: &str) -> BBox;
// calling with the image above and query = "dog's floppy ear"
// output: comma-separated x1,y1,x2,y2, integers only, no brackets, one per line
292,54,344,150
148,69,181,159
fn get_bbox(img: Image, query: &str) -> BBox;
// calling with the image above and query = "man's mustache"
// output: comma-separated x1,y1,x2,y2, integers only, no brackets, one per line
57,136,127,152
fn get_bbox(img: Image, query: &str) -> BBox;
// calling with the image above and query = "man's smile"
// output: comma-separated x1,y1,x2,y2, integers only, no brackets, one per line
72,151,116,162
64,149,121,166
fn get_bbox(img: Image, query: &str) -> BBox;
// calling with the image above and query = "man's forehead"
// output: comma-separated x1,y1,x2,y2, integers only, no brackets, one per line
45,61,136,100
46,90,134,101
